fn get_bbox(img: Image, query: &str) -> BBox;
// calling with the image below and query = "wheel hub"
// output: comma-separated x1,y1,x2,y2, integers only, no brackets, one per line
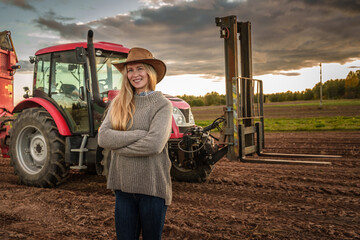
30,134,47,165
16,126,48,175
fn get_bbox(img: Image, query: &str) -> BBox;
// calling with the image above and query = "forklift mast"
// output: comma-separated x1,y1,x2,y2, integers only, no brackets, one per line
216,16,260,160
216,15,337,164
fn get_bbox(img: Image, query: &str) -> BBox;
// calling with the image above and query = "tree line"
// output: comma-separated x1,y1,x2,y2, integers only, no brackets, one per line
178,70,360,106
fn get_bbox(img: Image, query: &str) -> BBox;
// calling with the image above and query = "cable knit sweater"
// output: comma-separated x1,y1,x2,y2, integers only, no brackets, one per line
98,91,173,205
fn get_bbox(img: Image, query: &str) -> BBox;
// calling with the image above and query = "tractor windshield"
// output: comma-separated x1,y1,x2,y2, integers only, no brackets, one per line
95,51,125,100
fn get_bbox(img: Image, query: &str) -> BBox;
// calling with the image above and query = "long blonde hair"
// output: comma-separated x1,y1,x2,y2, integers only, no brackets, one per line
109,63,157,130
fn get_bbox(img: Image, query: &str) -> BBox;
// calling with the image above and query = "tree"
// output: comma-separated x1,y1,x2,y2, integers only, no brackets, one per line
323,79,345,99
204,92,222,105
345,70,360,98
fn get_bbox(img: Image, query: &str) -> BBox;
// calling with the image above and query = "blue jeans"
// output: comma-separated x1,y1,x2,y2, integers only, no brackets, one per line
115,190,167,240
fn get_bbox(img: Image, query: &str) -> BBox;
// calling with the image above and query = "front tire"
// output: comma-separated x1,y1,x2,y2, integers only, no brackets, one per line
170,154,213,182
9,108,68,187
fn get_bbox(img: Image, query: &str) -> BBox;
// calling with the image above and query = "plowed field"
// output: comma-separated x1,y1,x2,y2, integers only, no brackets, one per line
1,130,359,239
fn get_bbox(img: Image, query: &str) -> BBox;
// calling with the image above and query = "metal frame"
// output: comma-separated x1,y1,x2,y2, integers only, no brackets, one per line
234,76,339,164
235,76,264,159
216,16,340,165
215,16,239,160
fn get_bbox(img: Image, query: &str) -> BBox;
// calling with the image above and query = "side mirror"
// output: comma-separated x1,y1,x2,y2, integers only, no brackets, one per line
29,56,36,64
79,86,85,101
11,65,21,70
76,47,87,63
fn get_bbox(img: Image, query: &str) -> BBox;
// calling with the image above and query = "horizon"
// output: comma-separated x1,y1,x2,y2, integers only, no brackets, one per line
3,0,360,102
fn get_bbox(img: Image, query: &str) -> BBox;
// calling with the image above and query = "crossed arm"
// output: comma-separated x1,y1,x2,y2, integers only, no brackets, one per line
98,101,173,157
112,101,173,157
98,111,148,150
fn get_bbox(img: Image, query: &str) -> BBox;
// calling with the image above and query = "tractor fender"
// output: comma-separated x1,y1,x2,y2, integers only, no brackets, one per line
12,98,72,136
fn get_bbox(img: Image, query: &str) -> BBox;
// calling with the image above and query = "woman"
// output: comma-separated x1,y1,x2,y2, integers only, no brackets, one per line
98,47,172,240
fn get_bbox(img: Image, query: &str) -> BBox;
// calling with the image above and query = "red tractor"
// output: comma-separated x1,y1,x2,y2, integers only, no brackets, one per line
0,30,227,187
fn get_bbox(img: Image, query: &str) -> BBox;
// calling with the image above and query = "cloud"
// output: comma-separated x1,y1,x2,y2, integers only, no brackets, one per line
42,10,75,22
303,0,360,14
35,17,90,39
32,0,360,79
139,0,193,8
275,72,301,77
0,0,35,11
17,60,33,72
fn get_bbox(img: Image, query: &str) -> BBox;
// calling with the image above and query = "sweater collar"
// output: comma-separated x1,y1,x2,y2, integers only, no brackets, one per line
135,90,154,97
134,91,163,105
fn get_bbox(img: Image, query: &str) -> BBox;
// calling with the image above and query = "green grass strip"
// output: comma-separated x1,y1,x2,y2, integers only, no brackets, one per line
196,116,360,132
264,116,360,131
264,99,360,108
195,120,214,128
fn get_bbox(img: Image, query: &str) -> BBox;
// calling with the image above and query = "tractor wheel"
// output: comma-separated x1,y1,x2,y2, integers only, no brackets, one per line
9,108,68,187
170,156,213,182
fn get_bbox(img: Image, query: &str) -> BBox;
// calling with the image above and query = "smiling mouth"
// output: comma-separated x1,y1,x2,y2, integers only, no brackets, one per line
133,79,142,83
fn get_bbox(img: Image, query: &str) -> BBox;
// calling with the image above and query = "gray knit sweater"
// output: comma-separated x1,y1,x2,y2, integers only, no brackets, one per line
98,91,173,205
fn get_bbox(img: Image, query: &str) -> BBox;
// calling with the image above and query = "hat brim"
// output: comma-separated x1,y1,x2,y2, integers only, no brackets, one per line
112,58,166,83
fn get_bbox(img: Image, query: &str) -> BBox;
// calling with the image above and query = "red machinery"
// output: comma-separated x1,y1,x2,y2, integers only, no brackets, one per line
0,31,19,157
1,30,227,187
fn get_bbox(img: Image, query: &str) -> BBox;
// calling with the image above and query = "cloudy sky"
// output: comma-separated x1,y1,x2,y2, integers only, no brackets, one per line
2,0,360,101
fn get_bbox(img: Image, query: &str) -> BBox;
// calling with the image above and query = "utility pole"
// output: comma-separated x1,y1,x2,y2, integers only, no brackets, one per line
319,63,323,109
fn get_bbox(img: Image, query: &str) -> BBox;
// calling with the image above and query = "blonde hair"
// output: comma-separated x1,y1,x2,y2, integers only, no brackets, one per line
109,63,157,130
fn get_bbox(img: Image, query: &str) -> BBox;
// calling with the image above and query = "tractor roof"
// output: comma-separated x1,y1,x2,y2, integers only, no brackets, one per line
35,41,129,56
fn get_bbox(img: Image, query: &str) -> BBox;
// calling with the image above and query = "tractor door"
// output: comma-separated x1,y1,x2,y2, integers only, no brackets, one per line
91,51,125,130
36,51,89,133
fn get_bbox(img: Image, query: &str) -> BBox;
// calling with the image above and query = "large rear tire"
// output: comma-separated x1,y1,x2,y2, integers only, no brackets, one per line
9,108,68,187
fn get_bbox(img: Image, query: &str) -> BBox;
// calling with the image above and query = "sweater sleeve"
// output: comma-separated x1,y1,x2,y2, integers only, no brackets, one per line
98,109,148,150
112,100,172,157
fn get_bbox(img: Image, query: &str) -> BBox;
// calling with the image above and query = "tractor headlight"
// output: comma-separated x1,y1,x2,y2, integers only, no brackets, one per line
189,110,195,125
173,107,186,126
173,107,196,127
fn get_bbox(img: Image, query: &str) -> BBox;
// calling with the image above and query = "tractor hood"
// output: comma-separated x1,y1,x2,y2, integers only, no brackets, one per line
163,94,190,109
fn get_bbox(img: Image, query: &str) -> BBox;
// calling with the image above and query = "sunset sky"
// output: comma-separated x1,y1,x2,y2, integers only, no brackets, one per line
1,0,360,102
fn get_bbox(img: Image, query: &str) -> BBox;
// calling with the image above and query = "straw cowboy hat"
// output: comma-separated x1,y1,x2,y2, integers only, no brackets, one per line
112,47,166,83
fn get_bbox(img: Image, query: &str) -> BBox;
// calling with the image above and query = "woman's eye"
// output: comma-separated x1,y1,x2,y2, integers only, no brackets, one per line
127,69,133,72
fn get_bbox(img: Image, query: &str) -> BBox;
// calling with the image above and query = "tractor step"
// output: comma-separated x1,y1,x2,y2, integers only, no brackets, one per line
70,134,89,170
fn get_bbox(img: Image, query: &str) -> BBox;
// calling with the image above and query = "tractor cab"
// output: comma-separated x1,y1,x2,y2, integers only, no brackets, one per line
31,42,128,134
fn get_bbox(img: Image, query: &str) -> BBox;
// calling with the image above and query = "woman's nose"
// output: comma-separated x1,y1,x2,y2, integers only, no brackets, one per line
133,69,139,76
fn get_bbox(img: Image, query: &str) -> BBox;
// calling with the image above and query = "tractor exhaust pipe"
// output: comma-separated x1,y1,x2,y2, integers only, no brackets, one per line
86,30,97,136
87,30,104,107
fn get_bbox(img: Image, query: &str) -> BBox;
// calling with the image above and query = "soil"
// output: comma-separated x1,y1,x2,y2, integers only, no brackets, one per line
191,103,360,120
1,131,359,239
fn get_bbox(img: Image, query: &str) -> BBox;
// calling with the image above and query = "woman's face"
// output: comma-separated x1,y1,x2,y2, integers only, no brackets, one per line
126,63,149,94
